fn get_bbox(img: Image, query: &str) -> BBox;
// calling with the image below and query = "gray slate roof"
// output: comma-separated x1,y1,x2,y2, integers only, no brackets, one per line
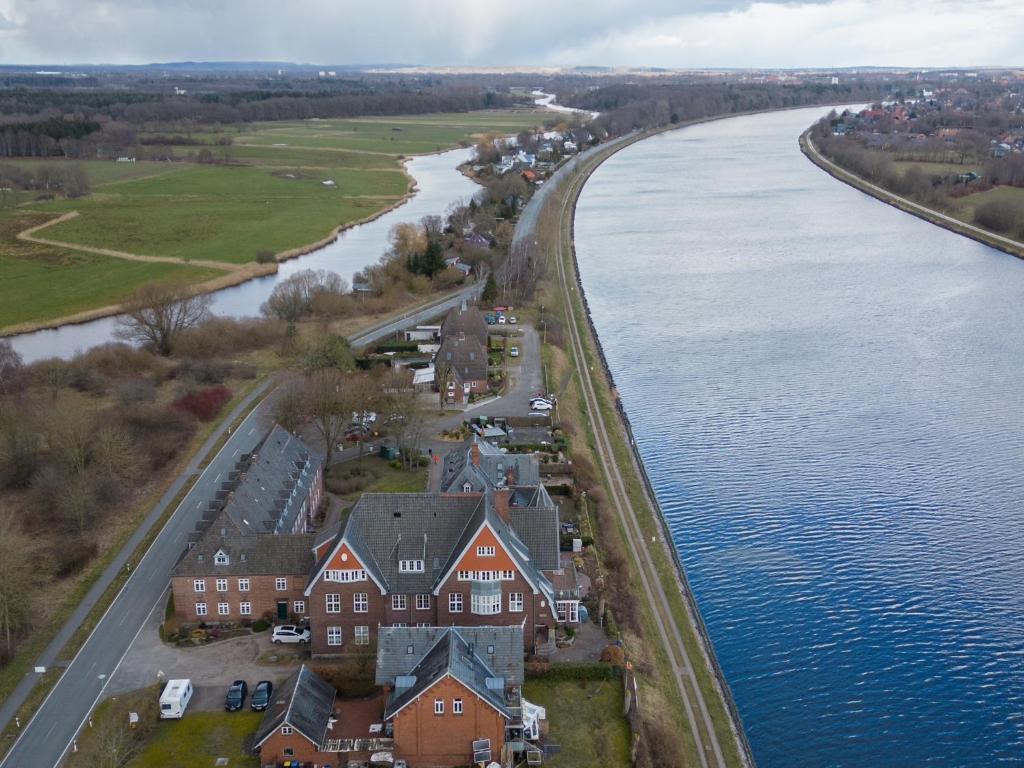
436,334,487,382
254,665,336,749
174,513,315,577
382,628,514,720
440,301,488,347
224,424,321,535
326,491,556,601
376,626,524,686
440,438,540,493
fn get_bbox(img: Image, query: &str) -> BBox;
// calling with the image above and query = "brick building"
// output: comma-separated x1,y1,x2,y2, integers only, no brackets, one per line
253,665,339,768
376,626,526,767
436,301,489,404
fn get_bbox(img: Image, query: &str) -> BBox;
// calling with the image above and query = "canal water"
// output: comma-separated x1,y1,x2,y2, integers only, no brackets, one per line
9,147,476,363
574,106,1024,767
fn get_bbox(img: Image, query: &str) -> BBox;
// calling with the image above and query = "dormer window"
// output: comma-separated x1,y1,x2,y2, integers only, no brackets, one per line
477,546,496,557
462,482,473,493
399,560,425,573
214,550,229,566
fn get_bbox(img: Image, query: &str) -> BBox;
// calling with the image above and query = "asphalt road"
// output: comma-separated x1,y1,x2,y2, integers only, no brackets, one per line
0,281,484,768
0,384,283,768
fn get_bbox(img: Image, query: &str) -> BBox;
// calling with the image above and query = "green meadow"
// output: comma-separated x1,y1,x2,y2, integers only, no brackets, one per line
3,109,550,331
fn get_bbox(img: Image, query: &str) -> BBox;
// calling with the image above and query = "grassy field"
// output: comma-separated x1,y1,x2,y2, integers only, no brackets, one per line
0,209,220,329
523,678,632,768
129,712,261,768
2,109,548,331
326,455,428,500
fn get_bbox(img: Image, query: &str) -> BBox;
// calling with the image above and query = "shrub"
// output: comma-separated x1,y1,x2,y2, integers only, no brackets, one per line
251,619,270,632
974,198,1024,238
525,661,617,681
255,249,277,264
116,378,157,405
173,385,233,421
120,403,197,470
53,538,98,578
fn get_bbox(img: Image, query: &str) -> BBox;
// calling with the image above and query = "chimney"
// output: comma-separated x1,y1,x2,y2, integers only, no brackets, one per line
470,440,481,467
494,488,511,523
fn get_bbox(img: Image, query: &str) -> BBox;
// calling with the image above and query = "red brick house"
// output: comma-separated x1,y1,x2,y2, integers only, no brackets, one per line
253,665,339,768
305,488,561,657
376,626,527,767
436,301,489,404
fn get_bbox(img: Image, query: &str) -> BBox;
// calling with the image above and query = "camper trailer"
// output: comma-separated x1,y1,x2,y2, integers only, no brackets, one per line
159,679,193,719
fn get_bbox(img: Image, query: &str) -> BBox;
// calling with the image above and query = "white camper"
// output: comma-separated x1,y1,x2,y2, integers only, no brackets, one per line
159,678,193,719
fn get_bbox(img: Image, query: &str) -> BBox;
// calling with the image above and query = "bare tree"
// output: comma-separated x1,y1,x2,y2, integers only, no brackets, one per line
304,370,373,466
272,381,309,435
0,340,23,394
0,515,33,654
116,282,212,356
378,368,427,470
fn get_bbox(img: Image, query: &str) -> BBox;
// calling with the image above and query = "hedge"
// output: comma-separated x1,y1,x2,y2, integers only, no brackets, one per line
526,661,619,681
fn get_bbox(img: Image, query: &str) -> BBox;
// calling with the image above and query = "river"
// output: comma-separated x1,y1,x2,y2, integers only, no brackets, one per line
574,106,1024,767
9,147,477,363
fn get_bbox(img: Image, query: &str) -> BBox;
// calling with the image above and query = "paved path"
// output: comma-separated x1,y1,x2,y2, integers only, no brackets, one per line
535,138,737,767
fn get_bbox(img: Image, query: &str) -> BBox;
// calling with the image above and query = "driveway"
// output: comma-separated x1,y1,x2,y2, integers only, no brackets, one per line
107,589,304,710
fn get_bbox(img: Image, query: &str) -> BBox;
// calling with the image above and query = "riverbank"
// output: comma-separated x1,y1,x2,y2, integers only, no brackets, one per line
801,131,1024,261
532,122,755,766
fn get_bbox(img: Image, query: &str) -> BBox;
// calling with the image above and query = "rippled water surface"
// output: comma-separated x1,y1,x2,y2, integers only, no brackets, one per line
574,106,1024,767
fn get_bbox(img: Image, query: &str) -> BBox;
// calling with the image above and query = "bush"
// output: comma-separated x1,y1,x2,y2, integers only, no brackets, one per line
251,619,270,632
974,198,1024,238
173,385,233,421
525,661,618,681
255,249,277,264
116,378,157,405
120,403,197,470
53,538,98,578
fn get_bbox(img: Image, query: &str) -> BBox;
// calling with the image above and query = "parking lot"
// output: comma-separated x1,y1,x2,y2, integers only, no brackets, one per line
106,590,303,710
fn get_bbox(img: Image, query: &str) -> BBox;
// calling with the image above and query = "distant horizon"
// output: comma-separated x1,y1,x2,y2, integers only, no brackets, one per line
1,1,1022,70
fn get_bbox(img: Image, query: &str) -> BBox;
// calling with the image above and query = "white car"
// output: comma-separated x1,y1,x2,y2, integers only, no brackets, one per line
509,316,518,325
497,315,507,324
530,399,554,411
510,346,520,357
271,625,310,644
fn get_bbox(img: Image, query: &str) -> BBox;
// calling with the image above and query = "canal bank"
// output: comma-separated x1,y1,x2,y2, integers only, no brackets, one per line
526,120,756,767
801,131,1024,261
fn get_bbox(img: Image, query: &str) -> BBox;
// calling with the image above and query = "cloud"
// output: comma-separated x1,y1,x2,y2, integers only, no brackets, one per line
0,0,1019,67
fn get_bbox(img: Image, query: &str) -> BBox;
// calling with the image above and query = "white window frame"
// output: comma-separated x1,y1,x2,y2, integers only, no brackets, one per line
325,593,341,614
238,578,250,592
215,578,228,593
353,593,368,613
355,625,369,645
195,602,207,617
509,592,524,612
214,551,229,565
293,600,305,615
398,560,424,573
434,699,444,715
449,592,463,613
193,579,205,593
325,569,366,583
275,578,287,591
217,602,230,616
416,594,430,611
392,594,407,611
476,545,496,557
471,592,502,615
453,698,464,715
281,725,293,736
240,601,252,616
327,626,343,646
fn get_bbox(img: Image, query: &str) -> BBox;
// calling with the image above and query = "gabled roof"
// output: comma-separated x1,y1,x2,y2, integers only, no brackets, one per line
174,513,314,577
440,301,488,347
439,439,540,494
376,625,524,686
222,424,321,535
254,665,336,749
309,494,485,595
436,334,487,382
382,628,514,721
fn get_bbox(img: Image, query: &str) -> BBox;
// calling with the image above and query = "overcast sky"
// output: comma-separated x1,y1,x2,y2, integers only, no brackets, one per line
0,0,1021,69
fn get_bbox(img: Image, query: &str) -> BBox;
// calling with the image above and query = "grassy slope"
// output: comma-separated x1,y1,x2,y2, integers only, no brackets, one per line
0,209,220,328
129,712,261,768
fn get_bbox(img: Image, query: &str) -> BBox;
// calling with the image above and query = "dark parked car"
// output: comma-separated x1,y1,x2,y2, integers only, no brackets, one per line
251,680,273,711
224,680,248,712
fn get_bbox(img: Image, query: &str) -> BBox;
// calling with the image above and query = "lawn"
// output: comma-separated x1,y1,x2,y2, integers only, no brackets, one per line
0,210,220,329
523,677,632,768
0,157,188,187
954,183,1024,223
326,455,428,500
130,712,261,768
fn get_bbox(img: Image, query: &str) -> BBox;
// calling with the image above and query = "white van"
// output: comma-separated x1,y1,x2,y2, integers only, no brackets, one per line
159,678,193,719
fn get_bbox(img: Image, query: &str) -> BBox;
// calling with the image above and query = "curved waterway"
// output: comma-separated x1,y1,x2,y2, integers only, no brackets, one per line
9,147,476,363
574,106,1024,767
